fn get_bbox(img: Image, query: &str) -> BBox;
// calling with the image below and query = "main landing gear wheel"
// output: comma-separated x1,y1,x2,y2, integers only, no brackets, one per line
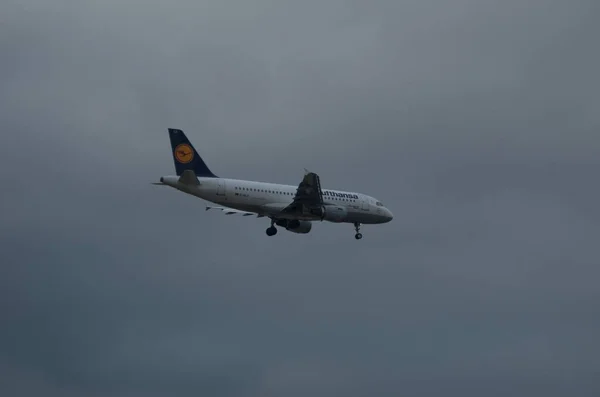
266,219,277,236
353,222,362,240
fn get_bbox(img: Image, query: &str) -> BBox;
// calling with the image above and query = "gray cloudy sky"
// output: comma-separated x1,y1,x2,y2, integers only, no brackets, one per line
1,0,600,395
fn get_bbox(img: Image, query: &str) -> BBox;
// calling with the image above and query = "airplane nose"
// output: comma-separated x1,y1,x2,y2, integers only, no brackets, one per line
385,208,393,222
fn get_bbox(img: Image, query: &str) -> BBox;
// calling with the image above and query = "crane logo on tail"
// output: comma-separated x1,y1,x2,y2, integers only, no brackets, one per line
174,143,194,164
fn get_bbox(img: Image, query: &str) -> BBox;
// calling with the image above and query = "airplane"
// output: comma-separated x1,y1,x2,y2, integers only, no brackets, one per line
153,128,393,239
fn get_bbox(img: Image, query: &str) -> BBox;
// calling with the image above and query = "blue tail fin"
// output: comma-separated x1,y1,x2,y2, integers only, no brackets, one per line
168,128,218,177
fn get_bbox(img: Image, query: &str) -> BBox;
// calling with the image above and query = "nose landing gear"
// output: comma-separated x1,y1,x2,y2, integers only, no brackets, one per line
354,222,362,240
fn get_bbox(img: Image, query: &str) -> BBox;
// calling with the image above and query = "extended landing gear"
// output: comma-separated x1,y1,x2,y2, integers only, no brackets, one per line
354,222,363,240
266,219,278,236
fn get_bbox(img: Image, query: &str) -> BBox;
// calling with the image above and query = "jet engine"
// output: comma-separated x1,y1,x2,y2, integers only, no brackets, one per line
275,219,312,234
313,205,348,222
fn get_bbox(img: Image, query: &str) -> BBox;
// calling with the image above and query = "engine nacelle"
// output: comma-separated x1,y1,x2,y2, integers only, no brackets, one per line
275,219,312,234
319,205,348,222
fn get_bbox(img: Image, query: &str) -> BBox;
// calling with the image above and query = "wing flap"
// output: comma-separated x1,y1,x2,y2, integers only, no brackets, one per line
205,206,264,218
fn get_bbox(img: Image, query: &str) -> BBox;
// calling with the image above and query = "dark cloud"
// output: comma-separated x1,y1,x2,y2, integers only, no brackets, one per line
1,0,600,396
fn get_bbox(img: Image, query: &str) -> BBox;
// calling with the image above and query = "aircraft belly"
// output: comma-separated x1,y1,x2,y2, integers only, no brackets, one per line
193,184,217,202
343,210,370,223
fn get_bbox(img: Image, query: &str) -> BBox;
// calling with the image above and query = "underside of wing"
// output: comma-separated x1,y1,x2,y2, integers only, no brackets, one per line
205,206,265,217
281,170,324,215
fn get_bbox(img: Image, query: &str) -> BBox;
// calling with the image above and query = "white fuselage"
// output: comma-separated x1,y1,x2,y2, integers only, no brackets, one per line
160,176,393,225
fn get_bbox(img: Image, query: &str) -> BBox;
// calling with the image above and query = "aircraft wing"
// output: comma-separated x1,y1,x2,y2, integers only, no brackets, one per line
281,170,324,215
205,206,265,217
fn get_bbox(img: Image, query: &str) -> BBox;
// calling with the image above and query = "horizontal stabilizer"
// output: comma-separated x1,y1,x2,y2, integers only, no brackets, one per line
178,169,200,186
151,182,166,185
206,206,264,218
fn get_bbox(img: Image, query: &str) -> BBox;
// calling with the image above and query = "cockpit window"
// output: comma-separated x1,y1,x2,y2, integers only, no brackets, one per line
376,201,383,206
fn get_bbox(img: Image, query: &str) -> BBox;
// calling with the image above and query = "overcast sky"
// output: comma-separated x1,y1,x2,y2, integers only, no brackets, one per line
1,0,600,396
